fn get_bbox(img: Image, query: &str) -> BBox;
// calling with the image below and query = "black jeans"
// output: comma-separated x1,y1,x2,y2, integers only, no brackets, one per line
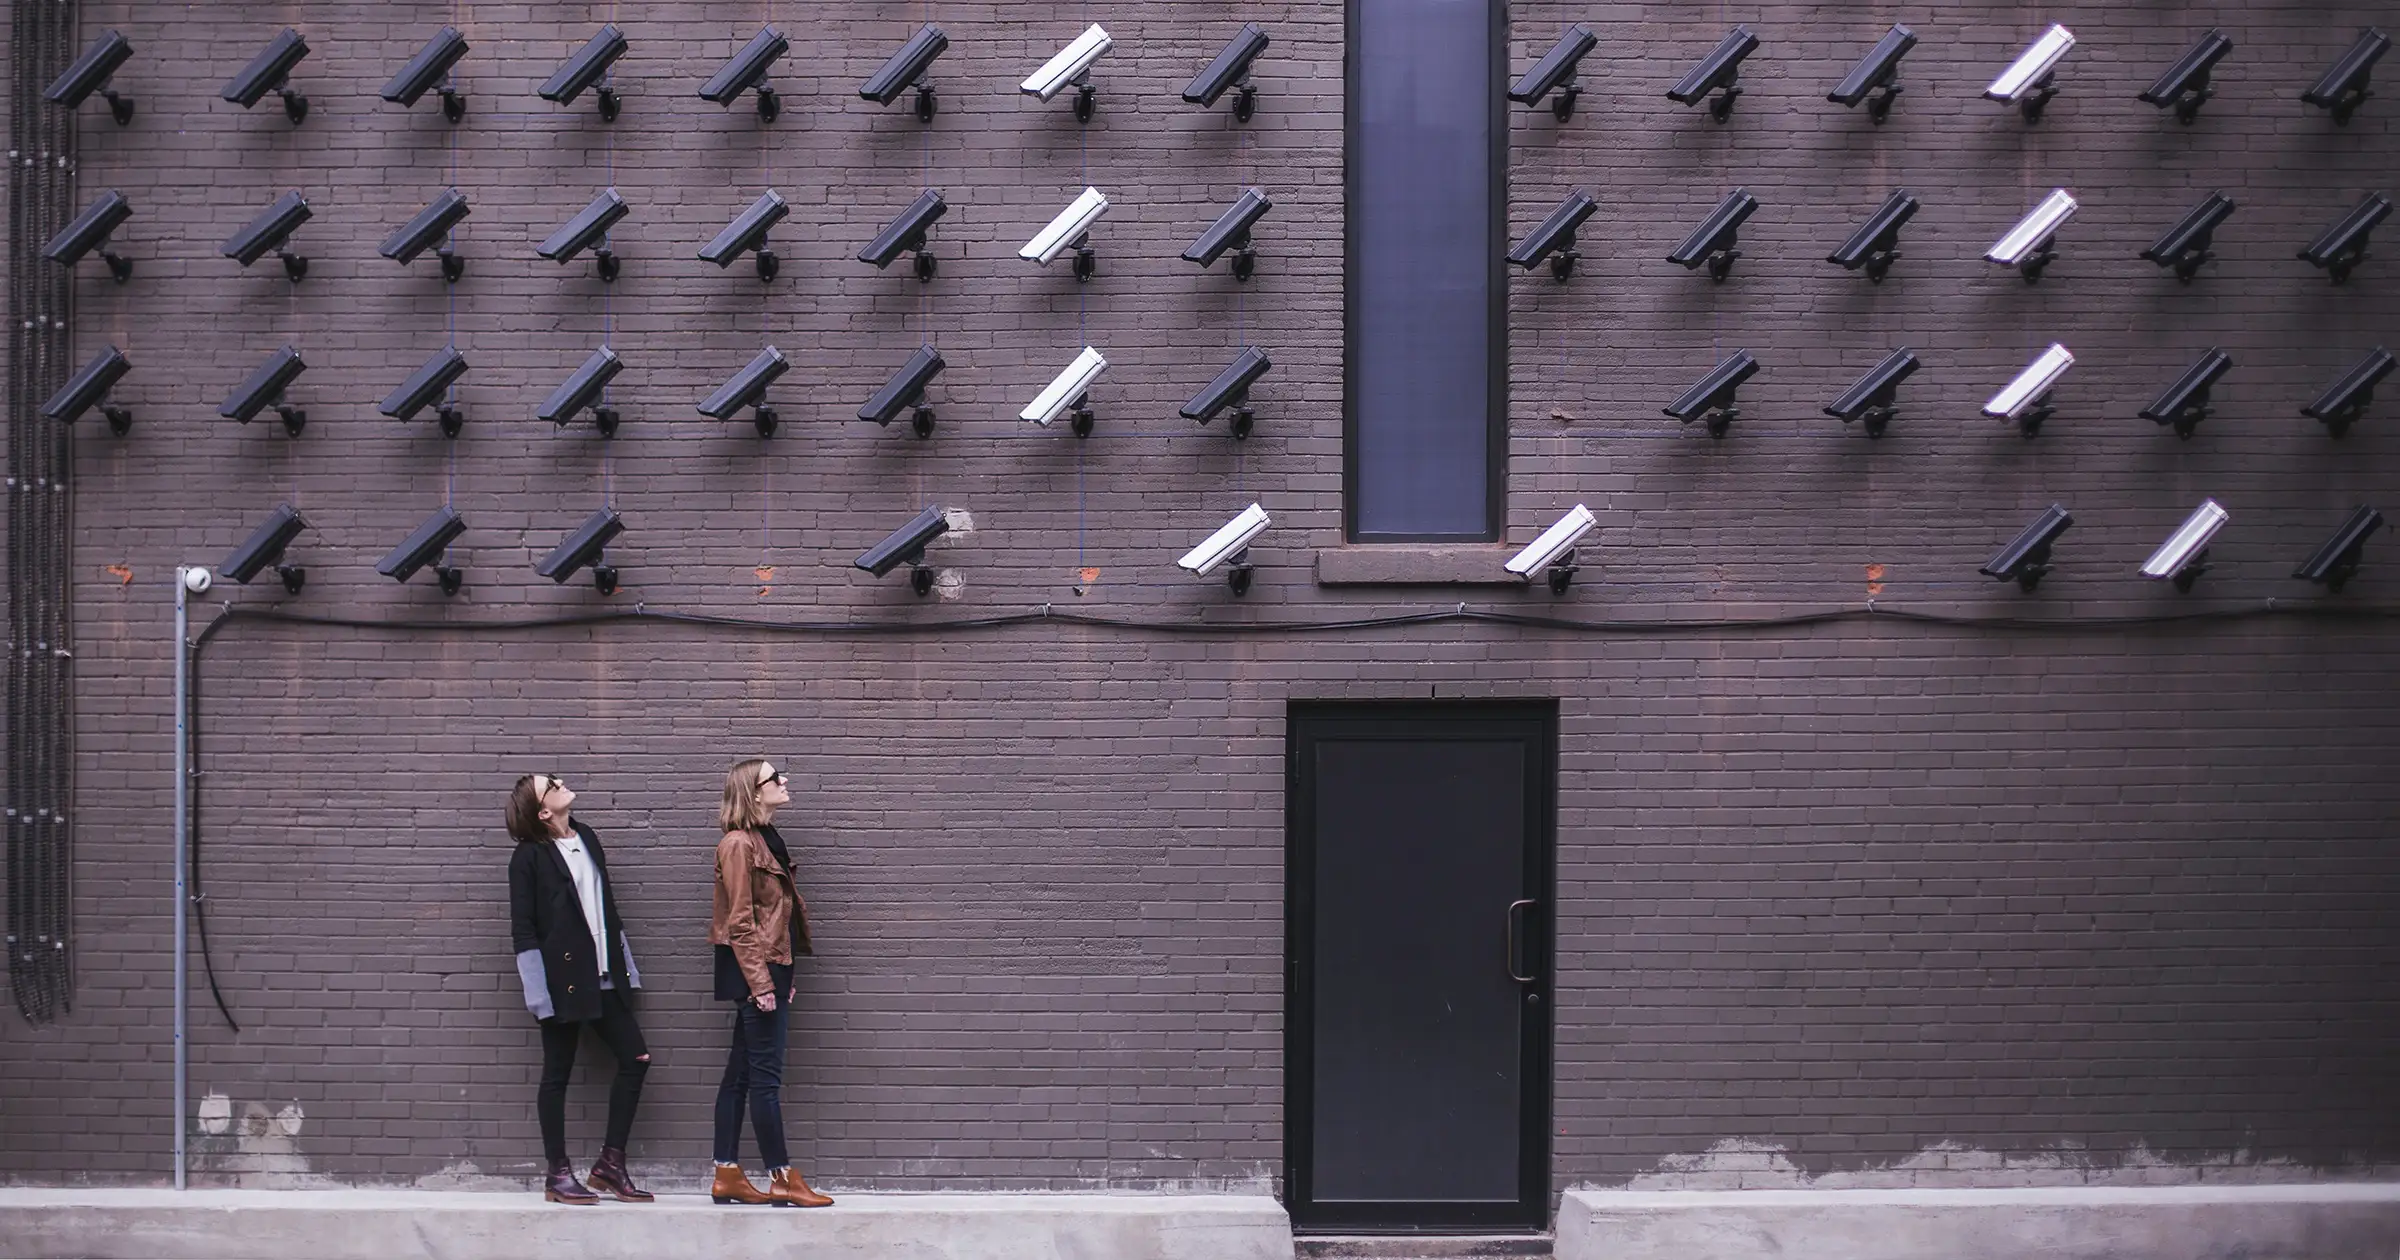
712,965,792,1169
537,987,649,1164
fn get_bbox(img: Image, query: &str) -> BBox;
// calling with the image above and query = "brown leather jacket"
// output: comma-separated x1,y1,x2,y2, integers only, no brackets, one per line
710,829,813,1000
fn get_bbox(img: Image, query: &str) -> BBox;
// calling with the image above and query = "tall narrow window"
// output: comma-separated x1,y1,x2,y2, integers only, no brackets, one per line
1345,0,1505,541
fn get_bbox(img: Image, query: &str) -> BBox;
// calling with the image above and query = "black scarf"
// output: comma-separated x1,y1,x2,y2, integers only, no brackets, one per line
758,822,794,875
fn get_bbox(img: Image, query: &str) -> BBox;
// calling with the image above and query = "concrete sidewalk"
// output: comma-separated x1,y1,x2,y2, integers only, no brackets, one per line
0,1188,1295,1260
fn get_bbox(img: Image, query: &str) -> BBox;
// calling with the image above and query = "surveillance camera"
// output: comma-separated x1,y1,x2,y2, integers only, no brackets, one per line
1664,351,1759,438
1179,503,1270,594
1023,23,1112,121
41,344,133,435
1024,346,1108,434
2301,28,2390,124
1666,25,1758,121
541,25,627,118
2301,346,2395,436
377,505,467,595
1668,189,1758,281
45,29,135,124
2142,192,2235,282
2295,505,2385,591
1510,24,1598,120
1505,504,1597,593
859,190,947,280
699,26,789,119
1823,347,1921,438
539,189,629,279
1507,191,1598,283
179,566,213,594
382,26,469,122
223,27,310,123
2140,29,2233,123
2140,499,2228,590
1022,187,1109,272
1182,346,1272,439
537,507,625,594
1828,189,1919,282
1185,187,1272,279
380,188,471,281
539,346,624,427
2297,192,2391,285
219,345,308,436
858,345,945,438
1828,25,1916,122
43,190,134,282
1984,343,2075,436
1985,23,2074,121
221,503,310,593
855,505,951,595
1986,188,2078,281
2139,348,2233,440
381,346,469,432
1979,505,2073,592
699,346,789,436
224,191,313,282
862,24,948,121
1187,23,1270,120
700,191,788,281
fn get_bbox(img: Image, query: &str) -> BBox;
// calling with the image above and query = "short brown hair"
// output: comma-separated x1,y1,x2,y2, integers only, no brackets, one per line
506,776,549,843
720,759,773,834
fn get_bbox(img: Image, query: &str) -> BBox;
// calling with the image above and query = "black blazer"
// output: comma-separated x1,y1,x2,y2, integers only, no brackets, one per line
508,819,639,1024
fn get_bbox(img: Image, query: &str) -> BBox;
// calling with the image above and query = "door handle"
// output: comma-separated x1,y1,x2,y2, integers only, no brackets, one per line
1505,899,1538,983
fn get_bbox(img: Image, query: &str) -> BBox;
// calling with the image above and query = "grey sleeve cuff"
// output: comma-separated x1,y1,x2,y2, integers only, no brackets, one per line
515,949,555,1020
618,933,642,990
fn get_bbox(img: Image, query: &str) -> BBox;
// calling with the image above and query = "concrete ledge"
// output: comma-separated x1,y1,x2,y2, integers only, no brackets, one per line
1314,546,1523,586
0,1189,1294,1260
1558,1184,2400,1260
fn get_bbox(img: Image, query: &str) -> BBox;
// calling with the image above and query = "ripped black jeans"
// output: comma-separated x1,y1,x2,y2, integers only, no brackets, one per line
536,987,649,1164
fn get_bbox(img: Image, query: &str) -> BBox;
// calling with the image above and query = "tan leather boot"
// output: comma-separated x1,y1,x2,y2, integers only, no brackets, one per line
710,1163,771,1205
767,1166,834,1208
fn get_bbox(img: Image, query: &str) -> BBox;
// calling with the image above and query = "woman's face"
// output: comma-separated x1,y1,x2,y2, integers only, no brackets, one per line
534,774,576,821
756,762,792,809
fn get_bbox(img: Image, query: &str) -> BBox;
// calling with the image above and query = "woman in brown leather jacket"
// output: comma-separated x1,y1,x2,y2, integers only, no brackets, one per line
707,758,832,1208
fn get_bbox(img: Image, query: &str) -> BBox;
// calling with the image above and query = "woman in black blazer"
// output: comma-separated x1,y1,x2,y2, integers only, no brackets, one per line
506,773,652,1204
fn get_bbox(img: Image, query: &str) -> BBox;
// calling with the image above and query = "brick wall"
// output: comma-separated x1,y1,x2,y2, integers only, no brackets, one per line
3,0,2397,1196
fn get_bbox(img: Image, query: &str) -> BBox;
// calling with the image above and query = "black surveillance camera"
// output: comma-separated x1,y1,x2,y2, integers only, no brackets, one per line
1828,189,1919,283
539,189,629,281
539,347,625,431
223,27,310,124
2142,192,2235,283
2297,192,2391,285
1181,346,1271,439
43,190,135,282
381,346,470,436
540,25,627,121
1828,25,1915,122
2140,29,2233,123
2301,346,2394,437
2295,505,2384,592
2301,28,2389,124
45,29,135,124
537,507,624,594
378,506,468,595
700,191,788,281
223,190,312,281
1509,24,1596,121
858,345,945,438
221,504,309,593
699,346,788,437
2139,348,2233,440
699,26,788,120
41,344,133,435
1184,187,1272,280
1666,25,1758,122
1665,351,1758,438
1669,188,1758,281
1507,191,1597,283
1980,505,2072,592
855,506,950,596
383,26,469,122
381,188,471,282
1188,22,1270,121
858,190,947,281
1823,347,1920,438
862,24,948,122
219,345,308,436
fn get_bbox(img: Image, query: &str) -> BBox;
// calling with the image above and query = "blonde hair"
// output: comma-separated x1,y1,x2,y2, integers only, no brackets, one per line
720,758,774,833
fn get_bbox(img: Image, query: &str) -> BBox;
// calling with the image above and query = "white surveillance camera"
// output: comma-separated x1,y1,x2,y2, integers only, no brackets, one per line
1179,503,1270,577
1985,23,2074,105
180,566,213,594
1023,24,1112,102
1021,187,1109,266
1023,346,1108,425
1984,344,2074,422
1986,189,2078,271
1506,504,1596,581
2141,499,2228,584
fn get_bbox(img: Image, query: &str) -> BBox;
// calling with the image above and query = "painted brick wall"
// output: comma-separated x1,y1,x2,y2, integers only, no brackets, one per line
3,0,2397,1199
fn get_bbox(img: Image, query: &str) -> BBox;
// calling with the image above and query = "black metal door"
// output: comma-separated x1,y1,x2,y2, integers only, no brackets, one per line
1286,701,1553,1232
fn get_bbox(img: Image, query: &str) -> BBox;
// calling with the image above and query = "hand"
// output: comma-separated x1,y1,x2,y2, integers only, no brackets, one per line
753,991,777,1012
787,983,798,1004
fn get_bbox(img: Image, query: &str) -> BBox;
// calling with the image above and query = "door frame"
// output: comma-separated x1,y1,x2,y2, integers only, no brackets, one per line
1283,699,1556,1233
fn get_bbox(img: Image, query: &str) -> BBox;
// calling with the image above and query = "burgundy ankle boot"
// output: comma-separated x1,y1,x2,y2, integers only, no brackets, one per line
587,1146,653,1202
544,1157,600,1205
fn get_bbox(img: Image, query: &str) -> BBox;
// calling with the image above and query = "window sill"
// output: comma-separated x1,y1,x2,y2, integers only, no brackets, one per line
1314,546,1523,587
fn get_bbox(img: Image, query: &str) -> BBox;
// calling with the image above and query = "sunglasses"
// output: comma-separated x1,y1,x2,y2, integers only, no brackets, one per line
757,768,788,788
536,775,568,796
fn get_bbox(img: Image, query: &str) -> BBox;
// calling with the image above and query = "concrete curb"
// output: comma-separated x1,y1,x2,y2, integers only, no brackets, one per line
1558,1184,2400,1260
0,1189,1295,1260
